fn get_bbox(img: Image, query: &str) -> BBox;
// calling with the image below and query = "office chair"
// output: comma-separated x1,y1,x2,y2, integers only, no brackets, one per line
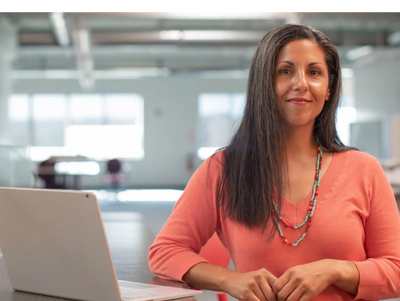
199,232,230,301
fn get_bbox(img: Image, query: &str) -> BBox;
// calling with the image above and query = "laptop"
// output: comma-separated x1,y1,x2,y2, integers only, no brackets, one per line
0,187,202,301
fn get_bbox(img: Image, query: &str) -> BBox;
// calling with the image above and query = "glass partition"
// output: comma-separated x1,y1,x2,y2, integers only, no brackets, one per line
0,145,33,188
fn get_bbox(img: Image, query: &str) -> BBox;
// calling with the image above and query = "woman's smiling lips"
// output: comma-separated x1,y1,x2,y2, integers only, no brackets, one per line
287,98,311,105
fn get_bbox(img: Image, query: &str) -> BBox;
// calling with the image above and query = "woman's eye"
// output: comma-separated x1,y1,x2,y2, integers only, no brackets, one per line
279,68,290,74
310,70,320,75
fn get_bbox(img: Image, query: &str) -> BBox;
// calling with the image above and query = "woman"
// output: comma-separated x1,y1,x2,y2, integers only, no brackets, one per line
148,24,400,301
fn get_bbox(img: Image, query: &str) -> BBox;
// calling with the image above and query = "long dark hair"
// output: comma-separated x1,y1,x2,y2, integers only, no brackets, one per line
213,24,355,234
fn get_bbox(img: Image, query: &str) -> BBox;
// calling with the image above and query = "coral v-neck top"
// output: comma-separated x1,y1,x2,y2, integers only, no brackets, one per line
148,150,400,300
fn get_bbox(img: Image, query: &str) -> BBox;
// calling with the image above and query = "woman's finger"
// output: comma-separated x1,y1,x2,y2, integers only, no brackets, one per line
259,277,277,301
280,286,302,301
272,274,290,299
252,284,269,301
276,281,296,301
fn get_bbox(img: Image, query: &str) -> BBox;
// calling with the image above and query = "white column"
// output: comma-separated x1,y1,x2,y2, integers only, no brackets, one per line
0,17,17,145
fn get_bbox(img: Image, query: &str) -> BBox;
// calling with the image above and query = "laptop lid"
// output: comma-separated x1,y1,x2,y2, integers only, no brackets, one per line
0,187,122,301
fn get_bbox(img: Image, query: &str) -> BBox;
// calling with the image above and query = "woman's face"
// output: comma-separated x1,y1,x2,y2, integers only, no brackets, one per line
274,38,330,129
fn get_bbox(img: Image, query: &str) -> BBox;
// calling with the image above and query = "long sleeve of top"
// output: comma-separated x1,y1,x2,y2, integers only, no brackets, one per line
148,150,400,301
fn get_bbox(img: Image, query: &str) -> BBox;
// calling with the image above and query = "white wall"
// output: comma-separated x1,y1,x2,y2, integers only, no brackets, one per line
13,51,400,188
12,76,247,188
352,49,400,159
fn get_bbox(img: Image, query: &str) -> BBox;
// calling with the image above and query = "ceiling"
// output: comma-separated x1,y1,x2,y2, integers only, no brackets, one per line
2,12,400,87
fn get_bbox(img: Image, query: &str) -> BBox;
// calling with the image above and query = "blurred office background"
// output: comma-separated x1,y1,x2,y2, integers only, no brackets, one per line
1,12,400,234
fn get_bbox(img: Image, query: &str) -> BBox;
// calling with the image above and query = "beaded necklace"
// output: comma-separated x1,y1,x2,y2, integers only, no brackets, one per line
272,139,323,247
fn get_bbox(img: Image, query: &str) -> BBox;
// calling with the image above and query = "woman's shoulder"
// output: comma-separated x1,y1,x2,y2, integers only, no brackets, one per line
207,150,226,171
334,149,380,173
195,149,226,176
341,149,378,162
209,149,226,162
329,150,386,191
335,149,378,163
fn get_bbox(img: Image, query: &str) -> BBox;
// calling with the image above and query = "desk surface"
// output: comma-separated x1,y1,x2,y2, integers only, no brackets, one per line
0,212,197,301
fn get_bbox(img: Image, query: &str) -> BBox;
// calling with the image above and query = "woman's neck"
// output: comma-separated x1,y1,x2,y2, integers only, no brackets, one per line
284,126,317,161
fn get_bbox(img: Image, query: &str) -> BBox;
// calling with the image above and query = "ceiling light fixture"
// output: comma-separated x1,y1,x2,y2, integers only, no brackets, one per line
71,27,95,89
49,13,70,47
346,46,374,61
158,30,263,41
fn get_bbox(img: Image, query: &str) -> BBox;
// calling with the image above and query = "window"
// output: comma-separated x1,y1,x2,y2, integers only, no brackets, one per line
104,94,143,125
65,125,143,159
8,94,144,161
337,106,357,145
69,94,103,125
8,94,30,145
8,94,29,122
197,93,246,160
337,70,356,145
32,94,66,146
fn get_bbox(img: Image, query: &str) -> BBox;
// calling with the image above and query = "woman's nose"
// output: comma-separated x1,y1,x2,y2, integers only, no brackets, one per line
292,70,308,92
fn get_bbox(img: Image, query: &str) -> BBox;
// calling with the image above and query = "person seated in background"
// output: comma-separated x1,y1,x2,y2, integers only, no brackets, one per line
148,24,400,301
105,158,123,190
37,158,66,189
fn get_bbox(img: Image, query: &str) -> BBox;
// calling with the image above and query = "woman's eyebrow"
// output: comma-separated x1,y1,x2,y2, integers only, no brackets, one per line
277,61,295,66
277,61,322,66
